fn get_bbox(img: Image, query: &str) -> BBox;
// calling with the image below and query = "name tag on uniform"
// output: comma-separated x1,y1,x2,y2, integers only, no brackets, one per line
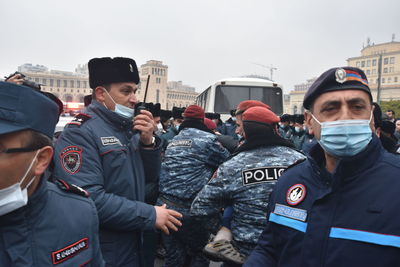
274,203,307,222
169,139,192,148
101,136,122,146
242,166,287,186
51,237,89,264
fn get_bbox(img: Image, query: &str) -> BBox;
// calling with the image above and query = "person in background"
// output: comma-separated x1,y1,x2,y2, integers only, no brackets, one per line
219,109,239,140
395,119,400,142
192,106,305,266
160,107,185,150
386,109,396,123
278,114,293,140
290,114,306,150
158,105,230,267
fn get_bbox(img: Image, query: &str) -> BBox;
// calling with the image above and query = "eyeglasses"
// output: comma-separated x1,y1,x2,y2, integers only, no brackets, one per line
0,146,41,155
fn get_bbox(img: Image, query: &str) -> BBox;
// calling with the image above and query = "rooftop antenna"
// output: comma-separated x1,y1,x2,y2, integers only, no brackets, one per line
367,37,371,46
392,33,396,42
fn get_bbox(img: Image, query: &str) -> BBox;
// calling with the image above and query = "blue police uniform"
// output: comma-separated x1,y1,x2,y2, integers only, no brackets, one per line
160,126,179,150
158,126,230,267
219,118,238,140
290,129,306,150
245,136,400,266
191,145,305,257
0,176,104,266
278,126,293,140
52,100,160,266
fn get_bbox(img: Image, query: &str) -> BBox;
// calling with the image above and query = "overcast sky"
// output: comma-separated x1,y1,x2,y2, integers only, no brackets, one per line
1,0,399,93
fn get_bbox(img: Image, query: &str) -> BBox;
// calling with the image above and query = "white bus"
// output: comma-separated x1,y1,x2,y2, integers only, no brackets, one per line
196,77,283,120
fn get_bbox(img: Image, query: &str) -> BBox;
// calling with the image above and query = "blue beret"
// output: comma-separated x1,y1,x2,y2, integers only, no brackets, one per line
303,67,372,109
0,82,58,138
88,57,140,89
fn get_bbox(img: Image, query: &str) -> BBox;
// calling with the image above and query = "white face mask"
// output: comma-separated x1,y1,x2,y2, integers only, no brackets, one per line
0,150,39,216
103,89,134,119
157,123,164,131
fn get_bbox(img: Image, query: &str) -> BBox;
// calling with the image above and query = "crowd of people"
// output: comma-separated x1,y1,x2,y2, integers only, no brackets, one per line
1,58,400,267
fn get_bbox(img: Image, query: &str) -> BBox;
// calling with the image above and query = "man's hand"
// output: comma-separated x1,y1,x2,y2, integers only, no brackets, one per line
154,204,183,235
133,109,155,145
5,73,24,85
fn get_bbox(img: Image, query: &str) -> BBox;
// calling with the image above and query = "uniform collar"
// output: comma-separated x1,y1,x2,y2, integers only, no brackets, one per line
0,173,49,226
89,100,133,131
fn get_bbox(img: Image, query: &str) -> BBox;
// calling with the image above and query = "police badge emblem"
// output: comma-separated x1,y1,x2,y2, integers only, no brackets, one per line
335,68,347,83
286,184,306,206
60,146,83,174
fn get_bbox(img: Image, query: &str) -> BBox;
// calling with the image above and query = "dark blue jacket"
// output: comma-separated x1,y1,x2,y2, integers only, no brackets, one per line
52,100,160,266
245,136,400,267
0,176,104,266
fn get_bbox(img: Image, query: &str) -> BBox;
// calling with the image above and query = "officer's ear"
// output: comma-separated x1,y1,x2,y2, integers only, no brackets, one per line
304,111,314,135
33,146,53,177
95,86,106,102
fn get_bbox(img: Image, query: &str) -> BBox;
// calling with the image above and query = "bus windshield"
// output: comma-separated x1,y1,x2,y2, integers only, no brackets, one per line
214,85,283,114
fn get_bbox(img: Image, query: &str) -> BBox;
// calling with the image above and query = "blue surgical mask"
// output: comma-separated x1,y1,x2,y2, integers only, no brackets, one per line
311,112,373,157
295,126,301,133
103,89,134,119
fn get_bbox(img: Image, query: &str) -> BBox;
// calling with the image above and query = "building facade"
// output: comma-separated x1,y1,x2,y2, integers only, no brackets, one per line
19,63,90,103
138,60,168,108
287,77,317,114
347,41,400,102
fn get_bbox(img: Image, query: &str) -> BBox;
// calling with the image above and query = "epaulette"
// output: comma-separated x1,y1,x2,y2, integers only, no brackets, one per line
55,179,90,198
66,113,91,127
286,158,307,171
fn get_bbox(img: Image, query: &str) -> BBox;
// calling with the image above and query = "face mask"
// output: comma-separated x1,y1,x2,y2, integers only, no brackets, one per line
157,123,164,131
295,127,301,133
103,89,134,119
175,124,180,131
0,150,39,216
311,112,373,157
232,117,236,121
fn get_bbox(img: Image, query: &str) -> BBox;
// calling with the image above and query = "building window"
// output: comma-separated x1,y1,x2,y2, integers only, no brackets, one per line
388,77,392,83
57,80,61,87
372,69,376,75
390,57,395,64
70,80,74,88
57,88,60,92
83,81,87,88
77,90,80,93
42,78,47,85
389,67,394,73
372,59,377,66
395,77,398,83
382,78,385,83
366,60,370,67
156,89,160,103
50,88,53,92
64,88,66,92
384,68,388,73
35,78,39,82
77,80,81,88
152,68,154,75
361,61,365,67
384,58,389,65
63,80,67,87
50,79,54,86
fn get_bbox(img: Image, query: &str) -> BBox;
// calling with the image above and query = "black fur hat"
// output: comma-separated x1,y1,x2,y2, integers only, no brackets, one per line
88,57,140,89
172,107,185,119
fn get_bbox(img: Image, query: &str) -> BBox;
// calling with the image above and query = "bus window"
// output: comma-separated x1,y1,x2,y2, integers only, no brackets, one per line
215,85,283,114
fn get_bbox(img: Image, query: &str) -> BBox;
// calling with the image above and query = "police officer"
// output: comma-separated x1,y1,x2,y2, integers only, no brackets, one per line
278,114,293,140
191,106,305,265
158,104,230,267
0,82,104,266
290,114,306,150
234,100,271,138
52,57,182,266
219,109,239,139
160,107,185,150
245,67,400,266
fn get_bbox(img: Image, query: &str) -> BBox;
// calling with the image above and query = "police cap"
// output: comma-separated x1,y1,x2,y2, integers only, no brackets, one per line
0,81,58,138
303,67,372,110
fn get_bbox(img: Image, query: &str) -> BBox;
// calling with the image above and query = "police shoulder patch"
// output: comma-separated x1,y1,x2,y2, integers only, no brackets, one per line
56,179,90,198
60,146,83,174
51,237,89,265
168,139,192,148
66,113,91,128
242,166,287,186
